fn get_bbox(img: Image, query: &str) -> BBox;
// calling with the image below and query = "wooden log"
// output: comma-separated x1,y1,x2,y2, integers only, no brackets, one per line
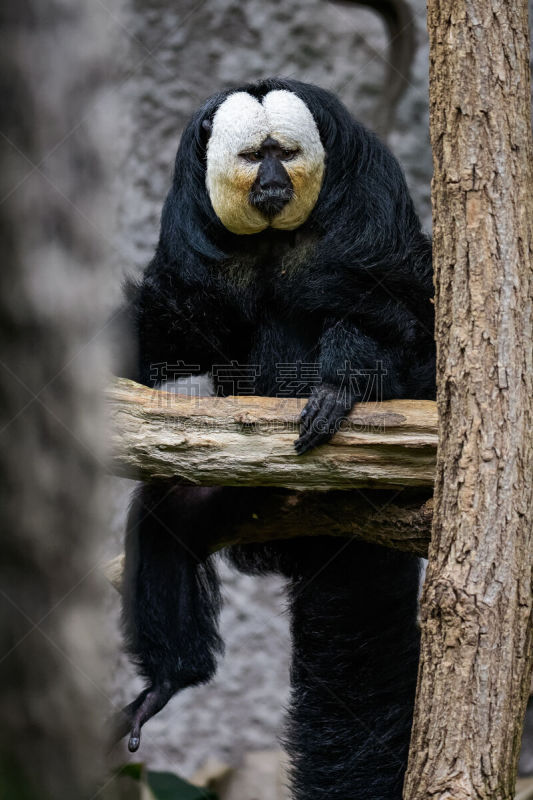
106,377,437,491
104,490,434,592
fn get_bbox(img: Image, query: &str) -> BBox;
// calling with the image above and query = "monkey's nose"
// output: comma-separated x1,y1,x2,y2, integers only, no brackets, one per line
257,158,292,192
250,158,293,217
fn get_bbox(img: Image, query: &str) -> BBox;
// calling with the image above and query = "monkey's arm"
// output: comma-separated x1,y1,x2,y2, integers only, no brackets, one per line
112,484,226,752
294,320,405,454
127,256,230,387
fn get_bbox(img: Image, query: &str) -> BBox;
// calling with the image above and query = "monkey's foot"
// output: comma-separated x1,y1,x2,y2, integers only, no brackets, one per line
110,680,175,752
294,384,349,455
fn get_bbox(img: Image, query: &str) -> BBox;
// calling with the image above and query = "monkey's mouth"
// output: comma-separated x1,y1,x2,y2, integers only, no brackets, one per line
250,187,293,218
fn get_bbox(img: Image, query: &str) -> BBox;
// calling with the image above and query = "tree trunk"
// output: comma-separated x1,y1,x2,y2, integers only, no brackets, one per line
404,2,533,799
0,3,117,798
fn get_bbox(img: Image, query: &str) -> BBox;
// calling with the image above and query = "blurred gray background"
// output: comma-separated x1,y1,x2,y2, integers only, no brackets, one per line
3,2,532,798
2,1,533,797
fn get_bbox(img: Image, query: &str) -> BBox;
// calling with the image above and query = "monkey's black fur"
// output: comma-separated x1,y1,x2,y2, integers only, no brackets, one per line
117,78,435,799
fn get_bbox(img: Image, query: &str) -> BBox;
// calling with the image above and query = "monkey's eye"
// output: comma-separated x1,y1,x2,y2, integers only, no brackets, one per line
240,151,263,162
280,148,300,161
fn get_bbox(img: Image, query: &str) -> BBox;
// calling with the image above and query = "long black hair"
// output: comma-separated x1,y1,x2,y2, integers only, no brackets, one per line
153,78,432,331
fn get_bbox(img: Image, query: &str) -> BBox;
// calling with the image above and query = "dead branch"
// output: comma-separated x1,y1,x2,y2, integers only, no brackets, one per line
106,377,437,491
104,490,434,592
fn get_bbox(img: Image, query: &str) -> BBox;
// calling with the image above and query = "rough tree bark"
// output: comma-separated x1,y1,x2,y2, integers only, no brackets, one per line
105,379,436,590
104,491,434,593
107,377,437,490
404,2,533,799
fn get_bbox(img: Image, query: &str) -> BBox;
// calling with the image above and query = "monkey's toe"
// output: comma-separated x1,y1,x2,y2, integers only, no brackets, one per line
110,681,176,752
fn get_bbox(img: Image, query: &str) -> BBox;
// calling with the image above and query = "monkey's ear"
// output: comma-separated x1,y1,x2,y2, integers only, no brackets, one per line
202,118,213,136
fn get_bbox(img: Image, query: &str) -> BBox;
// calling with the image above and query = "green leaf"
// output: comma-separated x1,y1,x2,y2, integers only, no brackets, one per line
114,763,144,782
147,770,218,800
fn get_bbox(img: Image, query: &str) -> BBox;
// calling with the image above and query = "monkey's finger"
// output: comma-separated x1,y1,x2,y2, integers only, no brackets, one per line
128,725,141,753
127,682,175,752
294,427,331,455
299,393,321,429
300,394,338,437
106,687,150,752
299,389,338,435
294,403,347,454
294,417,334,453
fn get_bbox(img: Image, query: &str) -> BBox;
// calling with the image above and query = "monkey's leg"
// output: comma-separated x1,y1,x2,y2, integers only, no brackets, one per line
285,539,420,800
113,483,225,752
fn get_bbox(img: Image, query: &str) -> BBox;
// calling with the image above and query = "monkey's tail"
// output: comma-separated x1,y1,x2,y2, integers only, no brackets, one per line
356,0,416,135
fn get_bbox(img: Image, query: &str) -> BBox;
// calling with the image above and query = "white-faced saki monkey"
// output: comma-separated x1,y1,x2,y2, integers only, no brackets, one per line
113,78,435,800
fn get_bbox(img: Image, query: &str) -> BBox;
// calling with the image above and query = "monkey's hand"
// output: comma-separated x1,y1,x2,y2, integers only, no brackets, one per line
109,680,175,753
294,383,350,455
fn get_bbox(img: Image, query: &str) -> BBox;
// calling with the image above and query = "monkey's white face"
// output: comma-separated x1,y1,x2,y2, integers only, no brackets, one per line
206,90,325,235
